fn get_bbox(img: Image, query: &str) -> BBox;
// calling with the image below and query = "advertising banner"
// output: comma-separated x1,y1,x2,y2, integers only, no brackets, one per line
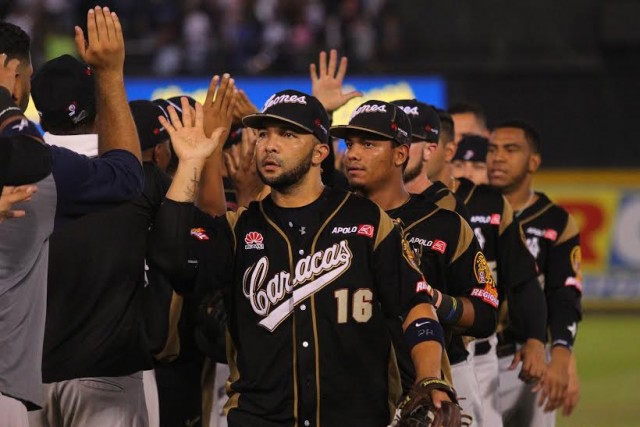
24,75,446,126
535,170,640,299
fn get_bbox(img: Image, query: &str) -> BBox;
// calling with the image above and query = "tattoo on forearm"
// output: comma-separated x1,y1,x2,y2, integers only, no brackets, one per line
185,167,200,201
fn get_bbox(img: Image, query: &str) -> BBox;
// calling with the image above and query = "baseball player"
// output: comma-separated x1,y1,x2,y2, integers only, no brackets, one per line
487,120,582,427
334,98,497,426
148,90,461,427
0,9,144,427
0,121,51,223
452,135,490,185
447,102,491,144
418,108,548,427
401,107,469,220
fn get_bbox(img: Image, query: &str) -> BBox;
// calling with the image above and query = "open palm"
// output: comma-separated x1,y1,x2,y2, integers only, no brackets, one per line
159,97,225,163
310,50,362,113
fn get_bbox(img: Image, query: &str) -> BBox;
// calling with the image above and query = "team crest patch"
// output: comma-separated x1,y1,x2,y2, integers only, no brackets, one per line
402,236,422,270
245,231,265,250
357,224,375,238
490,214,501,225
472,252,498,307
190,228,209,241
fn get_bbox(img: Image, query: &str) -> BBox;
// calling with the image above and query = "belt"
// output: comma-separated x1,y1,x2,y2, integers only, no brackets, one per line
474,340,492,356
496,342,517,358
496,331,517,358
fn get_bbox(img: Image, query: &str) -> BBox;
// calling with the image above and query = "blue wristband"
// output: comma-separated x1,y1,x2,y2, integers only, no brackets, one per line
403,318,445,352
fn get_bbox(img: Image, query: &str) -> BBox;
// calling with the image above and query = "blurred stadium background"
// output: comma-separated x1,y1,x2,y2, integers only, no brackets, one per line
4,0,639,425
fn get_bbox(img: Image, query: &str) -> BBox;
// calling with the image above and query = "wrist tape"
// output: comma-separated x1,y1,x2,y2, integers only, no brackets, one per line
433,289,464,325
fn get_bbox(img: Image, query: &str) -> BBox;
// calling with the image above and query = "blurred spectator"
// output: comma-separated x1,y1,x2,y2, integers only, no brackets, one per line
0,0,390,75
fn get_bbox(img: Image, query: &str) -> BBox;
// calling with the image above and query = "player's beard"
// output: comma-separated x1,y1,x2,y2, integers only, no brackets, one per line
403,161,422,183
257,148,314,192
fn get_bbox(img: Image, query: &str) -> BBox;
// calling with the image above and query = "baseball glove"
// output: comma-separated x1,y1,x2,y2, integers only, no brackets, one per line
394,378,471,427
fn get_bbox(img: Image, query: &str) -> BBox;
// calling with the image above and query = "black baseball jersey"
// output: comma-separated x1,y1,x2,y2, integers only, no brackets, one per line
149,187,434,427
517,192,582,348
454,178,545,343
421,181,470,220
386,195,497,385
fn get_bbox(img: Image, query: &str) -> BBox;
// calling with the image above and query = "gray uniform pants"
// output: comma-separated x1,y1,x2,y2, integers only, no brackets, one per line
498,354,556,427
451,357,483,427
28,372,148,427
0,392,29,427
470,334,502,427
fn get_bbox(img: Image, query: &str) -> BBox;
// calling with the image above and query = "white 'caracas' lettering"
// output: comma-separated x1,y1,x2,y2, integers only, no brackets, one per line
242,240,353,331
263,94,307,111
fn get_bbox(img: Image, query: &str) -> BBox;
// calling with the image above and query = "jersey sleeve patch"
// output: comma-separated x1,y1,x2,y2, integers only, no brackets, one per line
471,251,499,308
190,227,210,241
565,246,583,292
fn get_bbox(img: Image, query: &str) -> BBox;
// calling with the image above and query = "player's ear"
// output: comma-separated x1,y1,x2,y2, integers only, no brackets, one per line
529,152,541,173
312,141,330,166
423,142,437,161
444,141,457,162
394,144,410,167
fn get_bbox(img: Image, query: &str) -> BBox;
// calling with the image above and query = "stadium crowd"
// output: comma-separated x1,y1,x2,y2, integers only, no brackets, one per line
1,6,583,427
1,0,397,75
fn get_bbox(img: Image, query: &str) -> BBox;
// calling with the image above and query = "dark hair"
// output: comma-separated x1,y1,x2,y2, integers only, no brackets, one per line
0,22,31,62
493,119,541,153
436,108,454,143
447,101,488,129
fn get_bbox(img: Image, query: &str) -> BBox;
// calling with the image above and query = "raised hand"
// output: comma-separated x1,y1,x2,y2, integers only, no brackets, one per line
224,127,268,207
0,185,37,224
74,6,125,73
203,74,237,140
310,49,362,113
159,97,225,164
232,89,259,125
0,54,20,94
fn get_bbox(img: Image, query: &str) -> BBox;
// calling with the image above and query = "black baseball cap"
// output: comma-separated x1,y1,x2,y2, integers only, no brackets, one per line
31,54,95,131
242,90,329,144
391,99,440,143
153,96,198,121
330,100,412,146
224,124,243,149
453,135,489,162
129,100,169,151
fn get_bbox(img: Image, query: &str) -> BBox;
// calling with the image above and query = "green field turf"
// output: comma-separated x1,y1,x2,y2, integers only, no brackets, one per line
557,315,640,427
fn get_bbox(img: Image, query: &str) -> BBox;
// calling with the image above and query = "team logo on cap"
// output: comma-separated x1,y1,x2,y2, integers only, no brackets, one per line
314,118,327,135
67,101,89,124
399,106,420,116
262,93,307,111
425,124,439,135
351,104,387,118
245,231,265,250
464,150,475,160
